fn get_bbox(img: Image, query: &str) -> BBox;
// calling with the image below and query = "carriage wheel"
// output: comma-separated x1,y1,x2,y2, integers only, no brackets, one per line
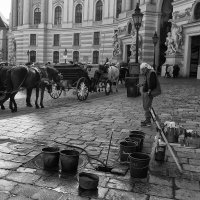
49,83,62,99
76,77,89,101
105,80,111,95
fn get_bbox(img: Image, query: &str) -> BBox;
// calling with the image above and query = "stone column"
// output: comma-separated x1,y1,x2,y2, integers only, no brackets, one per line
104,0,109,18
88,0,94,20
83,0,89,21
68,0,73,23
48,0,53,24
41,0,47,24
109,0,114,17
13,0,18,27
125,0,132,11
63,0,68,22
23,0,30,25
121,0,126,12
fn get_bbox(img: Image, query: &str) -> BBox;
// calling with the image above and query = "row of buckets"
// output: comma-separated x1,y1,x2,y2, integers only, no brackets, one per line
42,147,99,190
120,130,150,179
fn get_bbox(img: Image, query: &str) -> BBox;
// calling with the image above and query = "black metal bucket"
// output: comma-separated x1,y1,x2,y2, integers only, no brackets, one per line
60,150,79,172
120,141,137,162
129,152,150,178
42,147,60,169
155,142,166,162
79,172,99,190
129,130,145,152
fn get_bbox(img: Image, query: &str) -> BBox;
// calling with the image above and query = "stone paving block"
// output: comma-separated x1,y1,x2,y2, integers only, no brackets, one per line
183,164,200,173
0,180,17,192
149,175,173,187
105,189,148,200
59,193,89,200
149,196,174,200
132,182,173,199
11,184,41,198
7,195,31,200
107,178,132,191
0,192,10,200
189,158,200,166
0,161,21,170
6,172,41,184
175,178,200,191
0,169,10,178
175,189,200,200
31,188,63,200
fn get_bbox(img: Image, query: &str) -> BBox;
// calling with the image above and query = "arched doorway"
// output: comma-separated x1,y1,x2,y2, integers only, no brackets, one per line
159,0,173,72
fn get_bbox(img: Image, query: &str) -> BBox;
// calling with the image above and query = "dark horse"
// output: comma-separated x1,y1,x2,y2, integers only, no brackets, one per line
0,64,62,112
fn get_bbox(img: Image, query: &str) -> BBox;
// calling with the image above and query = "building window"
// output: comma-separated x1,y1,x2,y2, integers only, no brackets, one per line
54,34,60,46
128,23,132,34
53,51,59,63
116,0,122,18
96,0,103,21
73,51,79,63
34,8,41,24
93,51,99,64
30,51,36,63
74,33,80,46
94,32,100,45
194,3,200,20
30,34,36,46
54,6,62,25
75,4,82,23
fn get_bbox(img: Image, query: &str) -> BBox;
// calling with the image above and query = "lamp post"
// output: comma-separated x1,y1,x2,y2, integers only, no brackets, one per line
63,48,68,63
132,3,143,64
27,50,30,62
152,31,159,71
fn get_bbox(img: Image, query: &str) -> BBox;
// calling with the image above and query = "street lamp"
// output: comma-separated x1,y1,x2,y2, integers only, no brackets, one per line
132,3,143,64
152,31,159,71
27,50,30,62
63,48,68,63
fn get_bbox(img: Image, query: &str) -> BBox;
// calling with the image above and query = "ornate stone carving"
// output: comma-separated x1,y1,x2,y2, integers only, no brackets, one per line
32,0,41,7
172,7,191,20
112,30,122,57
73,0,84,4
53,0,64,5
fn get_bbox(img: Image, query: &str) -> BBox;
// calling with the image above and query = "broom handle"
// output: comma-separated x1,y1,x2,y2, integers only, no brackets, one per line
105,129,114,166
150,107,183,173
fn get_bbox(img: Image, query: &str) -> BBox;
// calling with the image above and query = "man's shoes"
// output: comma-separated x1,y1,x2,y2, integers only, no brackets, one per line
141,120,151,127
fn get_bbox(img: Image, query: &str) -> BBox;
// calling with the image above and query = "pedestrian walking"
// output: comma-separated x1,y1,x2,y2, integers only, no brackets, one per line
139,62,161,127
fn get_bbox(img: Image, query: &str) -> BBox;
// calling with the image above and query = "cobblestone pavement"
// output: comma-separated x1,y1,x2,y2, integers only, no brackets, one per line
0,77,200,200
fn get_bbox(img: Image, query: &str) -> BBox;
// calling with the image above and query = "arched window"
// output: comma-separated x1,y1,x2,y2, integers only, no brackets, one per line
30,51,36,63
96,0,103,21
54,6,62,25
34,8,41,24
128,23,132,34
53,51,59,63
73,51,79,63
75,4,82,23
194,3,200,20
93,51,99,64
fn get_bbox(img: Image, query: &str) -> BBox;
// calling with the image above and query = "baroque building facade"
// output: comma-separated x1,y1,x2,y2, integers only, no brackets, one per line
8,0,200,78
0,13,8,62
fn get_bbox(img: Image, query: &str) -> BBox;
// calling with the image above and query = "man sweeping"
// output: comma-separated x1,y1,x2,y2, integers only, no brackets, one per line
139,62,161,127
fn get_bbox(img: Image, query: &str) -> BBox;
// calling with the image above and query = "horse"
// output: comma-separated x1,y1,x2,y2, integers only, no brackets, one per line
107,64,120,92
93,63,119,93
0,64,62,112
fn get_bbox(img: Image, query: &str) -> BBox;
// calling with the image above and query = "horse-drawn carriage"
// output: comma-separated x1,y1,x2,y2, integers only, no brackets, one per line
49,63,113,101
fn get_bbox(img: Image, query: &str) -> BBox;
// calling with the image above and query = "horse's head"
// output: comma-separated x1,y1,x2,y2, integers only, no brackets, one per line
46,66,63,84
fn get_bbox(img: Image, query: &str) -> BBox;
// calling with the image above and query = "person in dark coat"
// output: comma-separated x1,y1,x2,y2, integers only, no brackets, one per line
173,64,180,78
139,62,161,127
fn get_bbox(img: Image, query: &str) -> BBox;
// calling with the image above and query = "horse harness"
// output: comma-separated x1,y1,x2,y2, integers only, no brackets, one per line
31,66,51,87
